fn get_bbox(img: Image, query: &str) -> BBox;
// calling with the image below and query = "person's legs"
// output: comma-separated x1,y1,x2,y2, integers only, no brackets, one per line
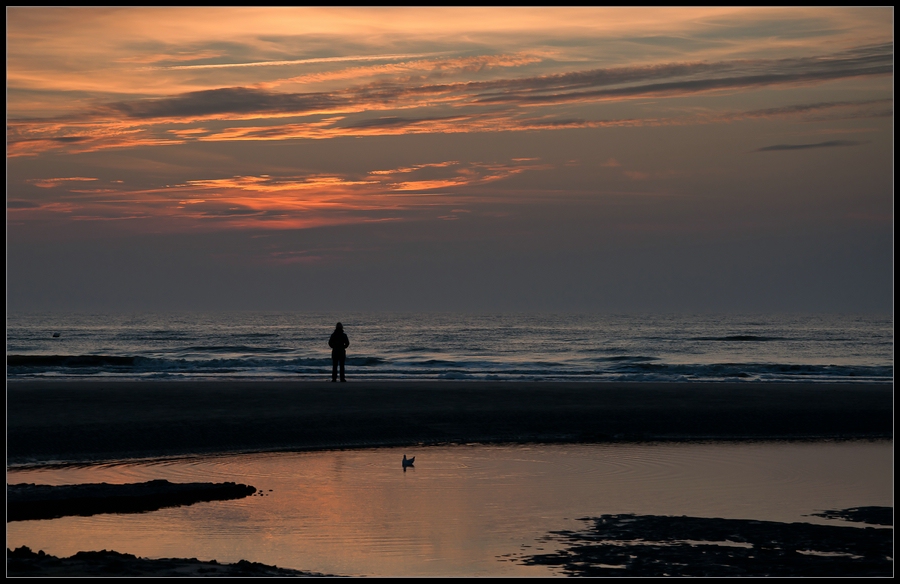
332,357,338,382
339,355,346,382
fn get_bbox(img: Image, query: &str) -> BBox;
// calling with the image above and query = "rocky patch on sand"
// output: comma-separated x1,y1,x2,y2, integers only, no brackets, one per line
810,506,893,526
515,508,892,576
6,547,332,577
7,479,256,522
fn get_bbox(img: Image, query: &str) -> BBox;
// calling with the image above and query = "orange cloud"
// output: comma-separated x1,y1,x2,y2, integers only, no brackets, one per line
28,177,98,188
184,175,377,192
10,158,550,233
117,50,225,65
6,8,891,159
369,161,459,175
8,35,892,158
160,52,450,71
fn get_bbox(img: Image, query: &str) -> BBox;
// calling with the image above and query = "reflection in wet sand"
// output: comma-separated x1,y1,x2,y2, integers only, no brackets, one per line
6,441,892,577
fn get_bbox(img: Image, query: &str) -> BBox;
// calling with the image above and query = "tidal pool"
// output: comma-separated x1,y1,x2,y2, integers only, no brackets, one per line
6,441,892,577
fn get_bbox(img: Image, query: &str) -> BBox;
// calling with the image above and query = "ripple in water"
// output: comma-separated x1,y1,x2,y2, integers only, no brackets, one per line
6,442,892,577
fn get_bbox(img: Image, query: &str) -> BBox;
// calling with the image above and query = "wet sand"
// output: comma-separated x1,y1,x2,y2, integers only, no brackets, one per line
7,382,893,576
7,381,892,466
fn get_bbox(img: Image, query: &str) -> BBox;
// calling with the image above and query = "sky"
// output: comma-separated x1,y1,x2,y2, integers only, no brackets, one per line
6,7,894,313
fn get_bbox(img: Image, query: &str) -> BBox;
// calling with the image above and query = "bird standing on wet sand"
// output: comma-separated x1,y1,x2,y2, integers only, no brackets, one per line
402,455,415,469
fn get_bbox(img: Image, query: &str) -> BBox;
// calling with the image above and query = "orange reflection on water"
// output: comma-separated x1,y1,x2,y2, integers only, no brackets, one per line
6,442,893,577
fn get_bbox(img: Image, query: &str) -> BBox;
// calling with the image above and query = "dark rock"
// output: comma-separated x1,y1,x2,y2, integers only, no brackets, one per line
6,546,331,577
517,510,893,576
811,506,893,526
7,480,256,522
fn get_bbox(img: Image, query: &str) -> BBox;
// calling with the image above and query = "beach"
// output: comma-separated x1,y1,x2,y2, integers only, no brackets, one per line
8,381,892,466
7,380,893,576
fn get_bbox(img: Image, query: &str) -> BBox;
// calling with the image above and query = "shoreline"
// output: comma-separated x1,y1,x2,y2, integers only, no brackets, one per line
7,380,893,466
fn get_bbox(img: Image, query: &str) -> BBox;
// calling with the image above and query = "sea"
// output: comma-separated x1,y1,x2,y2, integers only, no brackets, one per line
6,312,893,383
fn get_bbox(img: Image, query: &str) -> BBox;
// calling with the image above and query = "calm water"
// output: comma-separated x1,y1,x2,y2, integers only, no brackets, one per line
6,442,892,577
6,312,893,382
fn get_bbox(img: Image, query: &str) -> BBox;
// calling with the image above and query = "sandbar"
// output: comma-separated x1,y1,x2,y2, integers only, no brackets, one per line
7,480,257,522
7,381,892,466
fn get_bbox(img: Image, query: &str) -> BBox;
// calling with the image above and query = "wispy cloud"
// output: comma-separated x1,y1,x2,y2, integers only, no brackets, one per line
104,87,346,119
153,52,450,70
261,53,543,89
28,176,98,188
7,199,43,209
755,140,866,152
10,159,550,232
369,161,460,175
102,44,899,119
469,44,892,106
7,43,891,158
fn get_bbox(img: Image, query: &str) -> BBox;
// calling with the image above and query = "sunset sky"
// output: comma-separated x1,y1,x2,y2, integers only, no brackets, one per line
7,7,893,313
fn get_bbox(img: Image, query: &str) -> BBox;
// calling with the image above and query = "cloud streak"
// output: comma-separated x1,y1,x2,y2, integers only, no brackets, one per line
101,44,900,119
7,44,893,156
9,158,549,232
154,52,450,70
755,140,866,152
105,87,346,119
28,177,98,188
468,44,892,106
6,43,892,157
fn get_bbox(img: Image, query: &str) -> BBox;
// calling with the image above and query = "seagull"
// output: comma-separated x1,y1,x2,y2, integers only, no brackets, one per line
402,455,415,469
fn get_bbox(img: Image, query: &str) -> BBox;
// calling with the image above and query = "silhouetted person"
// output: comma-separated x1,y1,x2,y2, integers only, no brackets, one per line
329,322,350,382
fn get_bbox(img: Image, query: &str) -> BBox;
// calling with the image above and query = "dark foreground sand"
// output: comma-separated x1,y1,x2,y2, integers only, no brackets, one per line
6,546,331,577
7,381,892,466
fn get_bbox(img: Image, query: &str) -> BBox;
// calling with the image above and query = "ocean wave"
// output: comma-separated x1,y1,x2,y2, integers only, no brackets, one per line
7,354,386,374
689,335,788,342
346,356,386,366
8,355,139,368
178,345,295,354
606,361,892,382
7,353,892,383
